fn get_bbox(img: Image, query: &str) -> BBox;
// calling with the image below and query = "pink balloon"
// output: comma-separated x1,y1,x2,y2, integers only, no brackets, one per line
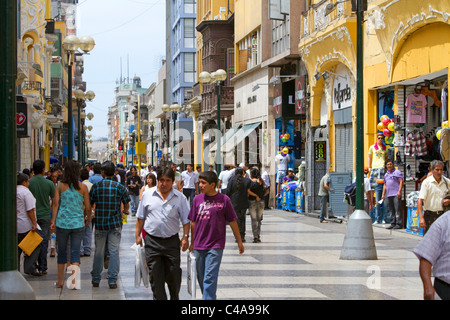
383,128,391,137
382,117,390,126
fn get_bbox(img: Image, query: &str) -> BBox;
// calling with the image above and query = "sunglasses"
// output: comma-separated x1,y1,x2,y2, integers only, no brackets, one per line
377,137,383,140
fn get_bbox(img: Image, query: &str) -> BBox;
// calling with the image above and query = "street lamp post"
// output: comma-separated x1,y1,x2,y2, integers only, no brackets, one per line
199,69,227,176
170,103,181,164
62,35,95,162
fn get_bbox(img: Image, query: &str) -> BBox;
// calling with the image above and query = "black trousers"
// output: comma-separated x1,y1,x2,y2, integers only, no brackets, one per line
144,234,181,300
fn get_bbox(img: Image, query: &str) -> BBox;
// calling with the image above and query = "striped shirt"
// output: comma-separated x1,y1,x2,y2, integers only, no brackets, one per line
90,177,130,230
413,212,450,285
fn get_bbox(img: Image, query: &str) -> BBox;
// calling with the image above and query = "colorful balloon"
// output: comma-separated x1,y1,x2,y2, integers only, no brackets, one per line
385,135,394,145
387,122,395,132
437,129,442,140
377,122,385,131
382,117,391,127
442,121,448,128
282,147,289,154
383,128,391,137
380,115,389,123
284,133,290,140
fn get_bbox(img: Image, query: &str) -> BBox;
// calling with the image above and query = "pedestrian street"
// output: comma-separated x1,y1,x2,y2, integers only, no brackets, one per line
24,209,424,300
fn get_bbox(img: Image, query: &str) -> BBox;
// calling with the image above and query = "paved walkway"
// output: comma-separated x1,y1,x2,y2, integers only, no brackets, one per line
22,209,424,300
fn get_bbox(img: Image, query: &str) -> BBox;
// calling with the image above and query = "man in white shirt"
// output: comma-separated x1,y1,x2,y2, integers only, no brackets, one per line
16,172,40,276
261,166,271,209
181,164,199,206
218,165,232,193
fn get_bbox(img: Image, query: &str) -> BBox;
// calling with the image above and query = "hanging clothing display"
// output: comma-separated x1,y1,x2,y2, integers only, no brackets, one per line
404,129,427,157
442,86,448,121
405,93,428,123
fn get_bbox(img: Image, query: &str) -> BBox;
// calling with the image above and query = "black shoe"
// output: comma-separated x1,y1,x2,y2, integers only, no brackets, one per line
109,283,117,289
386,225,394,229
25,270,42,277
393,225,401,229
92,281,99,287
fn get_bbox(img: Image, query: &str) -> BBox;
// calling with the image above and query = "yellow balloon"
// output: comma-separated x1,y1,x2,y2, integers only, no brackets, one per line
284,133,290,139
377,122,385,131
387,122,395,132
442,121,448,128
380,115,389,122
437,129,442,140
282,147,289,154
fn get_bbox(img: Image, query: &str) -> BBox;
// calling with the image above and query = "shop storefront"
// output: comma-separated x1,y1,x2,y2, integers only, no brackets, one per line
365,1,450,231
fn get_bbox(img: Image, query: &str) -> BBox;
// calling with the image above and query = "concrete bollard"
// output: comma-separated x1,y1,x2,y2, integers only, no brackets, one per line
340,209,378,260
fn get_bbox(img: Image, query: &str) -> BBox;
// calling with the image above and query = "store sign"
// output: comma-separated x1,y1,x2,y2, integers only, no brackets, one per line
295,76,307,115
274,84,282,119
314,141,326,161
332,65,352,110
17,95,30,138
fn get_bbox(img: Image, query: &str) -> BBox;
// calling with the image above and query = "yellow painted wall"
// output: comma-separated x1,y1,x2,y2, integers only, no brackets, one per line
234,0,261,42
392,23,450,82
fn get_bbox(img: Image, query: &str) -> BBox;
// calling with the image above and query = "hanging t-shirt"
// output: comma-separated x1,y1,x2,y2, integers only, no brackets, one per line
275,153,290,172
405,93,428,123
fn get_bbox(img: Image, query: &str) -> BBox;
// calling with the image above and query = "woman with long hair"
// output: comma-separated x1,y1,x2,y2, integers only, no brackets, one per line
139,173,157,200
225,167,252,242
50,160,91,288
248,168,266,243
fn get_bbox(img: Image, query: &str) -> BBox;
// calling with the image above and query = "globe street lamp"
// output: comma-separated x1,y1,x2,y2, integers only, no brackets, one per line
62,35,95,162
199,69,227,175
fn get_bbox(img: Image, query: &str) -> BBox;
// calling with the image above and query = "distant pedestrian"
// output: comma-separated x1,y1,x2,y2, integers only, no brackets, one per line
188,171,244,300
28,159,55,275
318,171,331,223
417,160,450,234
182,164,199,207
16,173,40,276
261,166,271,209
382,160,404,229
225,167,252,241
127,166,142,216
413,212,450,300
248,168,266,243
135,167,190,300
139,172,157,200
50,160,91,288
88,163,103,185
90,161,130,289
80,168,94,256
218,165,232,194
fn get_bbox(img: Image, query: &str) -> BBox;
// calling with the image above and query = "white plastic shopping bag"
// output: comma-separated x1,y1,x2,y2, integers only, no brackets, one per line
187,251,196,299
131,243,149,288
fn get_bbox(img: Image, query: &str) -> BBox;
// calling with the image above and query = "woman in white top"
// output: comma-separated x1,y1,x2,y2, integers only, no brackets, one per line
139,173,157,200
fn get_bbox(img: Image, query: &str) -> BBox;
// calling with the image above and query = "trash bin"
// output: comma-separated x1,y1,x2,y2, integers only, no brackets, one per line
405,191,423,236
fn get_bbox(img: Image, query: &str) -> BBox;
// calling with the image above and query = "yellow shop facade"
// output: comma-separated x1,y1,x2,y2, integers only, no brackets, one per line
298,0,449,215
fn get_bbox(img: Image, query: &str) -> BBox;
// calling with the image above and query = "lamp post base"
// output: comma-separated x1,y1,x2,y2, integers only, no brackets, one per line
0,270,36,300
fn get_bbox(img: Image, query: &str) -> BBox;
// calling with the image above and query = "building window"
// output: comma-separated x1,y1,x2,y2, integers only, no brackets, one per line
184,18,195,48
184,52,195,83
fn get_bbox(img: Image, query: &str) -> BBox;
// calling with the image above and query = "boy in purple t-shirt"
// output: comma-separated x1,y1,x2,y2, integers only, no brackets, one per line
188,171,244,300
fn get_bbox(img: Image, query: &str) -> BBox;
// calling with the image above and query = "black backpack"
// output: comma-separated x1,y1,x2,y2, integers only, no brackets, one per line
344,182,357,207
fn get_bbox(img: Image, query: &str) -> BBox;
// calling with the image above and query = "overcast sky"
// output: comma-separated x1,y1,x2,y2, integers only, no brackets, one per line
76,0,166,140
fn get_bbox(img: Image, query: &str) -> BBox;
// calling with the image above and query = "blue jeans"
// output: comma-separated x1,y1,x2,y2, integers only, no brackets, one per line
80,221,92,255
91,227,122,285
194,248,224,300
129,194,139,215
374,183,388,223
55,227,84,265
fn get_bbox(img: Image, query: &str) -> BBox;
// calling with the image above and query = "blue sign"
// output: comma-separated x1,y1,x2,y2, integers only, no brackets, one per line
157,150,162,159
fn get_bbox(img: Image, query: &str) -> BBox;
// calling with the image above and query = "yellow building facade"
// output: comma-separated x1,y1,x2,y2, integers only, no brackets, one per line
299,0,450,178
18,0,56,171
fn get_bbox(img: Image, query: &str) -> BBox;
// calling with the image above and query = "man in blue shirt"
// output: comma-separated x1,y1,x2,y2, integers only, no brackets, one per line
90,161,130,289
88,163,103,185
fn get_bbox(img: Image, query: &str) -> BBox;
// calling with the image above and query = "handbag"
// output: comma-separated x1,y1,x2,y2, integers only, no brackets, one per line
18,230,43,256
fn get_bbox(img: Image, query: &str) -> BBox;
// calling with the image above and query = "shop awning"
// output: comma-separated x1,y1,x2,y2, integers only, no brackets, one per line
222,122,261,154
209,124,241,152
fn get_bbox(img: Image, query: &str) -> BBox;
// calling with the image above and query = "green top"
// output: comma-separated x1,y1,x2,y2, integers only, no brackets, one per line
29,175,55,220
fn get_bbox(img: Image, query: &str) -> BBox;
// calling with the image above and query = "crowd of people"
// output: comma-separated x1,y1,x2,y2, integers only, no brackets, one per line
16,159,270,300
